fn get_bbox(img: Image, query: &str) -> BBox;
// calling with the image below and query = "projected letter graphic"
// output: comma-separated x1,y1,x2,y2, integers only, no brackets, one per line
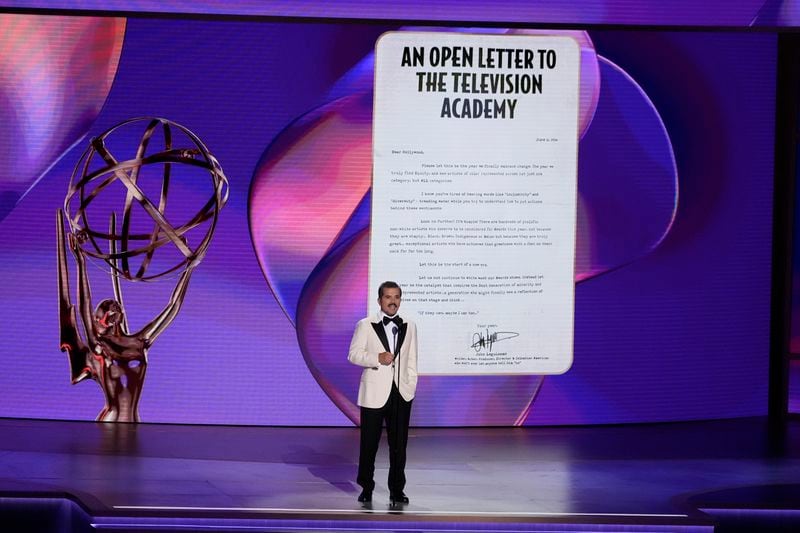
371,32,580,375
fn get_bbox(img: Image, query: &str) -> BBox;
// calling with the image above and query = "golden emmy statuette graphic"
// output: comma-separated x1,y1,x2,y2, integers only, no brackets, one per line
57,117,228,422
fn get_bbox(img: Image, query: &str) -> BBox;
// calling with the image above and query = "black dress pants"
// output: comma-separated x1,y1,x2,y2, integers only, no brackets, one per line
357,382,412,494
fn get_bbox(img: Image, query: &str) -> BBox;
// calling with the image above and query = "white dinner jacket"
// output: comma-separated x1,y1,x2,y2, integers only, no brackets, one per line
348,312,418,408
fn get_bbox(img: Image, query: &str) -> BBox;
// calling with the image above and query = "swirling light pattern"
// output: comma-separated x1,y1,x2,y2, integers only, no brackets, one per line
249,29,678,426
0,14,126,222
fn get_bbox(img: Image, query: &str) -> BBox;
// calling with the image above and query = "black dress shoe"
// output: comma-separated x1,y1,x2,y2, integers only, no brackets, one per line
389,492,409,504
357,490,372,503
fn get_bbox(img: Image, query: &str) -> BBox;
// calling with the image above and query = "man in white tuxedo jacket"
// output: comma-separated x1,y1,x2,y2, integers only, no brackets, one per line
348,281,418,505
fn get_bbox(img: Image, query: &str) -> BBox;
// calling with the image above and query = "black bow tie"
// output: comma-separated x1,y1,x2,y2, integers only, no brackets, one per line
383,315,402,326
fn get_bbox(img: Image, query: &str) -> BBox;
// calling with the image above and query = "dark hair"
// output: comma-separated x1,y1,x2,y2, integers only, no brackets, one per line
378,280,402,298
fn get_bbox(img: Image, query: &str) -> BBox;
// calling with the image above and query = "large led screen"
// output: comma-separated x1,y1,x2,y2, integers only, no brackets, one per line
0,13,775,426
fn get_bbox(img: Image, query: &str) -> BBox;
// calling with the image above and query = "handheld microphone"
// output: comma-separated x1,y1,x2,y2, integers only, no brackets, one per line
392,326,399,356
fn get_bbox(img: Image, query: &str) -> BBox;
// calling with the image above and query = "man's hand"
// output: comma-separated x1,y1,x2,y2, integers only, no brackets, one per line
379,352,394,365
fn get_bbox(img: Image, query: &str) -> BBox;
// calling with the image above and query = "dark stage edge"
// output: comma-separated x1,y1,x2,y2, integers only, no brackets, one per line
1,417,799,532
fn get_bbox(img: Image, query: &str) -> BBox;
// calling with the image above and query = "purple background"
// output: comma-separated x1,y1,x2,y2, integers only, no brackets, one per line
1,0,797,28
0,15,776,425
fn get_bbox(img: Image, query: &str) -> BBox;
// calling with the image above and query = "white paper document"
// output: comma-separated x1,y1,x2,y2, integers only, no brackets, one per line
371,32,580,374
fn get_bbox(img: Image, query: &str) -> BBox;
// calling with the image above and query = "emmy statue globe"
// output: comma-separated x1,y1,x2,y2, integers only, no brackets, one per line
57,117,228,422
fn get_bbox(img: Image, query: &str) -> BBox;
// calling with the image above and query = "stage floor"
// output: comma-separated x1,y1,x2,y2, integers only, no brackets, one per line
1,417,799,531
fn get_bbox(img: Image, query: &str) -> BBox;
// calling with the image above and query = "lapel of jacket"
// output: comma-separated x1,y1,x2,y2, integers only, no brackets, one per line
371,320,391,352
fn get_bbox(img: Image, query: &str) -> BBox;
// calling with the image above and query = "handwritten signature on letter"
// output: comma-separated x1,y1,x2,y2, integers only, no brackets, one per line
471,328,520,352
